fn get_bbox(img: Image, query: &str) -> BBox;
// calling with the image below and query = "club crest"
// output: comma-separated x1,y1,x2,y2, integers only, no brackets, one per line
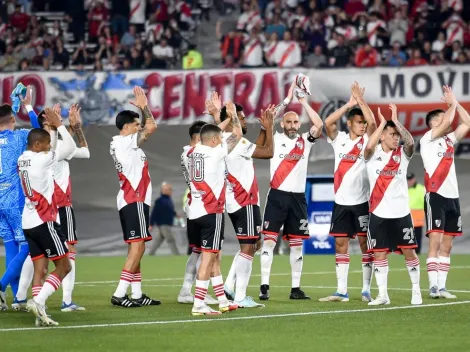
393,155,400,163
256,226,261,233
435,219,441,227
238,227,243,233
264,221,270,229
357,143,363,150
446,139,453,146
296,141,303,149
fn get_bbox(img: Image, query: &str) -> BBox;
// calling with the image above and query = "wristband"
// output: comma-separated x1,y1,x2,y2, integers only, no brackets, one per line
282,98,290,106
260,125,266,130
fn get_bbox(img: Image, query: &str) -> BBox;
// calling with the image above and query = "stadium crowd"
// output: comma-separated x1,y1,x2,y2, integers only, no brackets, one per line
0,0,469,72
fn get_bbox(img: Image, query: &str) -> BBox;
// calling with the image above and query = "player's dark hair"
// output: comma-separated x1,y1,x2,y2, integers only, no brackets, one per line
384,120,396,130
116,110,140,130
188,121,208,138
27,128,50,147
219,103,243,122
425,109,445,128
347,108,364,119
0,104,13,124
37,110,46,129
200,124,222,143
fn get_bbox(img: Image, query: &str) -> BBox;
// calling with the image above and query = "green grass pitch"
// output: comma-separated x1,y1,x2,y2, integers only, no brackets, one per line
0,254,469,352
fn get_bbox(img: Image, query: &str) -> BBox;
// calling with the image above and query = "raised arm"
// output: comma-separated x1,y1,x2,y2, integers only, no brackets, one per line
20,85,41,128
251,106,274,159
390,103,414,158
254,103,275,146
364,107,387,161
324,95,356,141
68,103,90,159
441,86,470,141
273,81,295,119
204,91,222,124
296,90,323,139
225,101,243,153
431,85,457,140
129,86,157,146
351,81,377,137
44,108,76,160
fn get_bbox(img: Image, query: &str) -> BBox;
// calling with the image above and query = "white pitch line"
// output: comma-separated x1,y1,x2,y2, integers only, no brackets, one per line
74,266,470,286
1,300,469,333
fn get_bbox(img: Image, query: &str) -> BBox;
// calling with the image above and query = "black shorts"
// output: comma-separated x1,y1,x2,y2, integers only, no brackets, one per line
262,188,309,240
58,206,78,244
190,213,225,252
330,201,369,239
118,202,152,243
24,221,69,261
367,213,417,253
425,192,462,236
187,218,201,250
228,204,261,244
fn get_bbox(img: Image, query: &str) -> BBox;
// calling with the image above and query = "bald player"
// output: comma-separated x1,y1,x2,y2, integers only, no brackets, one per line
259,88,323,300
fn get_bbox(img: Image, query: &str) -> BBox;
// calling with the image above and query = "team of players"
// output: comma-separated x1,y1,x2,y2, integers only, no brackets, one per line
0,79,466,323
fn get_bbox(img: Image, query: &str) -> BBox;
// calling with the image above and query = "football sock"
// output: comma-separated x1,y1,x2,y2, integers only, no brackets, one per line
194,279,209,307
260,237,276,286
180,251,200,295
406,257,420,291
131,271,142,299
426,257,439,288
225,250,240,293
62,252,76,304
234,252,253,302
374,258,389,298
211,275,227,304
16,255,34,301
113,269,133,298
289,239,303,288
361,252,374,292
34,273,62,306
437,256,450,290
335,253,350,295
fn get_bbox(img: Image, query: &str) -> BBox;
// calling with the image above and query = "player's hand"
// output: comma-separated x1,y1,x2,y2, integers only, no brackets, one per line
225,101,236,117
286,80,296,102
129,86,148,110
351,81,365,100
346,95,357,108
52,103,61,117
68,103,82,130
258,104,275,128
44,108,62,128
377,107,386,125
20,85,33,106
389,103,398,123
204,91,221,116
295,89,307,103
441,85,457,107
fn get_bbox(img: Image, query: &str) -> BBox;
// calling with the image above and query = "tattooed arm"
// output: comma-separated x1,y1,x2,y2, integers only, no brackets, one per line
68,103,90,159
129,86,157,146
225,101,242,153
390,103,414,158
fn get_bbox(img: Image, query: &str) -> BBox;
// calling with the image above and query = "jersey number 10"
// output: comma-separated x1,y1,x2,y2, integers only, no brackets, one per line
190,156,204,182
19,170,33,197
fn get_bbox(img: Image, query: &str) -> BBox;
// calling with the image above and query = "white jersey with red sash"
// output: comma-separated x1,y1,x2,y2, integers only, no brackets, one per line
242,36,263,66
274,40,302,68
420,130,459,199
444,15,465,46
264,41,278,64
269,132,314,193
366,145,411,219
328,131,369,205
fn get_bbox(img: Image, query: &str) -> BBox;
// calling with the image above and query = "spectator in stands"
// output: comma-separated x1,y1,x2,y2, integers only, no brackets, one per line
385,41,407,67
110,0,129,37
129,0,146,32
266,13,285,40
121,24,138,48
344,0,365,17
18,58,29,70
88,0,109,44
142,48,162,69
152,38,174,68
422,40,432,62
128,47,143,69
240,27,264,68
305,44,326,68
65,0,86,43
182,43,203,69
0,44,20,71
388,9,408,46
355,41,378,67
264,32,278,66
94,36,111,62
329,34,352,68
273,30,301,68
9,4,29,33
406,48,427,66
104,54,120,71
220,30,243,65
456,51,468,64
432,31,446,52
71,41,90,67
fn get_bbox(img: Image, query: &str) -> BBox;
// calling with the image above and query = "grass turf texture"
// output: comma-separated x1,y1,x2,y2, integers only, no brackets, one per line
0,254,469,352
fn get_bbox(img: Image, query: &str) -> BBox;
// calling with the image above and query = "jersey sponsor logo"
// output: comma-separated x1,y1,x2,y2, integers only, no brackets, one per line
278,153,304,160
338,153,362,161
376,169,402,176
437,151,454,158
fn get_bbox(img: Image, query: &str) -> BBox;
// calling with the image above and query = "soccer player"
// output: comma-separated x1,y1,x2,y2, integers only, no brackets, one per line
20,108,77,326
319,82,377,303
421,86,470,299
35,103,90,312
364,104,422,306
0,104,31,310
110,86,160,308
188,102,242,315
177,120,218,305
259,88,324,300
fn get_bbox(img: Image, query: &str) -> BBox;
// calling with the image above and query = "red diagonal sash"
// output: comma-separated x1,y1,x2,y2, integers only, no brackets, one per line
279,42,296,67
369,148,402,213
227,170,259,207
270,137,305,189
424,136,454,193
334,136,364,194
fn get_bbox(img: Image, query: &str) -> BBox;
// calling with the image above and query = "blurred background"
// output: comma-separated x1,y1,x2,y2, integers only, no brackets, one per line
0,0,469,256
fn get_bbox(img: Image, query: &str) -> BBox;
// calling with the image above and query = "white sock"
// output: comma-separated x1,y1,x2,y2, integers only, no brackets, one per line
113,270,133,298
34,273,62,306
374,258,389,298
361,252,374,292
210,275,227,304
234,252,253,302
260,237,276,286
438,256,450,290
406,257,420,291
225,250,240,292
335,253,350,295
16,255,34,301
180,252,200,295
289,239,303,288
426,257,439,289
194,279,209,307
131,271,142,299
62,252,76,304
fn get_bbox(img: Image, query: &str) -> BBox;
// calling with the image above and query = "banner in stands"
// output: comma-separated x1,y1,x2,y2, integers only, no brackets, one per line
1,65,469,135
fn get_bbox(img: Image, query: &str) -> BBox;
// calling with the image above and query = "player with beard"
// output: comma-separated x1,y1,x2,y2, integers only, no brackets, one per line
259,86,323,301
319,82,377,303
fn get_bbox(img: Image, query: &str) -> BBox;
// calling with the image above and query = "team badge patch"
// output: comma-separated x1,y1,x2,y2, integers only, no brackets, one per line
256,226,261,233
435,220,441,227
357,143,363,150
264,221,269,229
447,139,453,146
296,141,303,149
393,155,400,163
238,227,243,233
